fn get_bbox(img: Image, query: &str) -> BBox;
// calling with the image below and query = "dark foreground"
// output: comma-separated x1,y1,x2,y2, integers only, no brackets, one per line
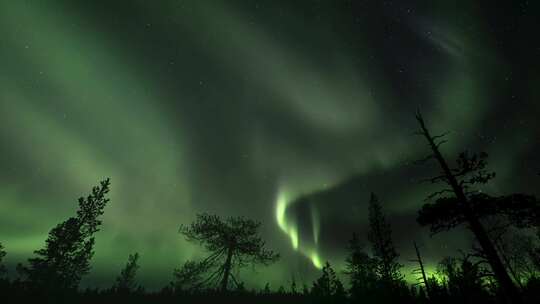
3,282,540,304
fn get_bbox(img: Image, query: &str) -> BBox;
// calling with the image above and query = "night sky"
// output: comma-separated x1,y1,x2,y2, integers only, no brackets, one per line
1,0,539,290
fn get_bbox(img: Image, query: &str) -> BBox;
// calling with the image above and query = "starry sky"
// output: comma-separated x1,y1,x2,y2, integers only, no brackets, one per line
0,0,539,290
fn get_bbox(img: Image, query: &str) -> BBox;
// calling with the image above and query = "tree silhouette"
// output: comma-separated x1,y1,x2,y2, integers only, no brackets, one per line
17,178,111,291
172,260,209,292
480,219,540,287
311,262,345,299
289,275,298,295
417,192,539,233
302,282,310,296
262,282,271,295
0,242,6,278
437,255,490,303
414,112,524,304
526,228,540,273
177,213,279,292
344,232,377,300
367,193,403,285
114,252,140,293
411,241,431,299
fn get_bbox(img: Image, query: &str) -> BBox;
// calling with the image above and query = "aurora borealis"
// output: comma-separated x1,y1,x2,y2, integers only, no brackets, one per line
1,0,539,290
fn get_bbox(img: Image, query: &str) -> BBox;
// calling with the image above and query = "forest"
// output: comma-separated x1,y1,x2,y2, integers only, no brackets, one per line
1,112,539,304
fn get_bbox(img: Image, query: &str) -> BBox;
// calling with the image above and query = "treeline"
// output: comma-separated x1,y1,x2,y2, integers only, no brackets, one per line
1,112,540,304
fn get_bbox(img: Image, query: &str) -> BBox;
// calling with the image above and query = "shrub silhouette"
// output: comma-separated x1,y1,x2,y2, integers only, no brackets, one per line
0,242,6,278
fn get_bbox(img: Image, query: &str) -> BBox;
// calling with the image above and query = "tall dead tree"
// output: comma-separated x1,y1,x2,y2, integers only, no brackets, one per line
411,241,431,299
414,112,522,304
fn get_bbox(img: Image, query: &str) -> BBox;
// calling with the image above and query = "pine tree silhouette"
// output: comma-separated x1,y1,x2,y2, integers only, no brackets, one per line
367,193,403,286
311,262,345,299
17,178,111,291
175,213,279,292
344,232,377,300
114,252,140,293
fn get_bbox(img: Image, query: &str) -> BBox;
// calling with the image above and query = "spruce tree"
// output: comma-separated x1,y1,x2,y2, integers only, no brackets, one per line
114,252,140,292
367,193,403,285
18,178,111,291
311,262,345,299
344,233,377,299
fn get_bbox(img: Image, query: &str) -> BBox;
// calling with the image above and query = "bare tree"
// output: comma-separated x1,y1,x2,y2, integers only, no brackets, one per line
414,112,522,303
411,241,431,299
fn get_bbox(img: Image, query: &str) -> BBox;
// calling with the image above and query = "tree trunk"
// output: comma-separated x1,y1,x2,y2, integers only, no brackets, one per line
414,241,431,299
220,246,234,292
417,114,522,304
493,236,524,289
